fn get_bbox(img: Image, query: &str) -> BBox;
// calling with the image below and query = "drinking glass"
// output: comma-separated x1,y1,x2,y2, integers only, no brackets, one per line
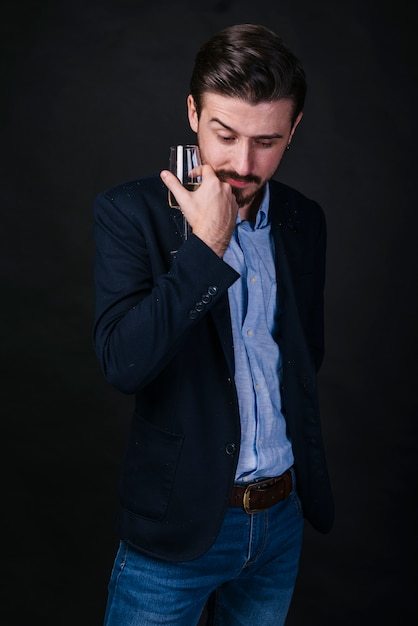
168,144,202,239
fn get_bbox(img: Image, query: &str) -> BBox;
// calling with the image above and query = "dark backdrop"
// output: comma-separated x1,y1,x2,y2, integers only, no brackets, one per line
1,1,417,624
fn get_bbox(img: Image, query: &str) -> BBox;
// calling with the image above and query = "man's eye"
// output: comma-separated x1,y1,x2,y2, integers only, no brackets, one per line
219,135,235,142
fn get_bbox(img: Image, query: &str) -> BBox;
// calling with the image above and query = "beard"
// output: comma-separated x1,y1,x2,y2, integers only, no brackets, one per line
215,169,263,208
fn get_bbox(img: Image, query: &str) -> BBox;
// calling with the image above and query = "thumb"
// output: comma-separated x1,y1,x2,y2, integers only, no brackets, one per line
160,170,189,207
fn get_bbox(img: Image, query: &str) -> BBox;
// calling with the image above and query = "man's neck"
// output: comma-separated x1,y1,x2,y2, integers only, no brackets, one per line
238,187,265,223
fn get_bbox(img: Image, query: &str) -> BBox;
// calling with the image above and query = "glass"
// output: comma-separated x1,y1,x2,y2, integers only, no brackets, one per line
168,144,202,239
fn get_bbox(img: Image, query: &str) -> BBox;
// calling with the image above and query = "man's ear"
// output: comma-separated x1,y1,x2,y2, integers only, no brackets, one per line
288,111,303,145
187,94,199,132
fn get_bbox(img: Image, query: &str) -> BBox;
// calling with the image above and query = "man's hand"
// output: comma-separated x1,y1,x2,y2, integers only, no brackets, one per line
160,164,238,257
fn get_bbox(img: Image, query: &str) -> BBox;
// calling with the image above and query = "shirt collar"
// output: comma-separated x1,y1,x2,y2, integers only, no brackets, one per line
236,183,270,230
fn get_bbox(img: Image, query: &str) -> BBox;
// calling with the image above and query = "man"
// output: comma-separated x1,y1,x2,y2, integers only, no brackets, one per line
93,23,334,625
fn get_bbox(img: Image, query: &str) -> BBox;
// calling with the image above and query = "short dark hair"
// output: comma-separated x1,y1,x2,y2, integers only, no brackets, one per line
190,24,306,125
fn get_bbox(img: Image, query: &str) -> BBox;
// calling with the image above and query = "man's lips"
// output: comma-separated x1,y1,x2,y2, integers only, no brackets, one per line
226,177,250,188
216,170,261,188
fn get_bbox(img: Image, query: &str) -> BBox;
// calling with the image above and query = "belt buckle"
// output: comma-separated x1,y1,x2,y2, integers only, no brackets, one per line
243,481,268,514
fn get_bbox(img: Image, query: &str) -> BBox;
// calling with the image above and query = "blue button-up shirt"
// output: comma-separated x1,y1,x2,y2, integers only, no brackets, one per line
223,184,294,483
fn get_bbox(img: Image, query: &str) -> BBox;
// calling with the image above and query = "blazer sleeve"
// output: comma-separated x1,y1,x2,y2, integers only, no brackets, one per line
304,201,326,372
93,185,239,394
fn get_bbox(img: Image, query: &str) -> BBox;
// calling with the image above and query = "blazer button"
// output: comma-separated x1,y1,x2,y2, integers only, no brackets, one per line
225,442,237,456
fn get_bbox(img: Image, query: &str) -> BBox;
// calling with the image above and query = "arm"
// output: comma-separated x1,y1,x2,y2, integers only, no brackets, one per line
298,200,327,372
309,204,326,372
93,185,239,394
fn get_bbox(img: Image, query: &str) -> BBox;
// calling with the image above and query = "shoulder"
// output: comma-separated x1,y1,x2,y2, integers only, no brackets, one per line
93,174,169,227
268,179,326,233
269,179,323,213
97,174,166,205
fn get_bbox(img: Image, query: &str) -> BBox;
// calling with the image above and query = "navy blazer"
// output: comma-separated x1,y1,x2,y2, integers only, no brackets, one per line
93,175,334,561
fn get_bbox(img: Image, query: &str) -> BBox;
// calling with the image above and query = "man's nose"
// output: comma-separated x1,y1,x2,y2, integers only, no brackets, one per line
231,143,254,176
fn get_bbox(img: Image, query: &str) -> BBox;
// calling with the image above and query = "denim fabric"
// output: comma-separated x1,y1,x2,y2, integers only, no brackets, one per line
104,478,304,626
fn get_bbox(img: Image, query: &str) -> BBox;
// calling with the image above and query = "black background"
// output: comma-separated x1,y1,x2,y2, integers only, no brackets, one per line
2,1,417,624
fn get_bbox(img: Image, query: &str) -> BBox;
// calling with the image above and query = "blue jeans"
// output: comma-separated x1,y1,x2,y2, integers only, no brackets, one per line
104,482,304,625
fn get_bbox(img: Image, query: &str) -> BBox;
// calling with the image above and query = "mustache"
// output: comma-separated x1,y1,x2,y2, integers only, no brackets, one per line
216,170,261,185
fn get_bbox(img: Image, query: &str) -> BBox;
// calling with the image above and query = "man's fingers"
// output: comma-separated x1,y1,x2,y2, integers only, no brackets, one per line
160,170,189,207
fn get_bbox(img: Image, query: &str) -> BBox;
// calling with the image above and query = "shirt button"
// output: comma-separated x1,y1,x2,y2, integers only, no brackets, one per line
246,329,253,336
250,276,257,284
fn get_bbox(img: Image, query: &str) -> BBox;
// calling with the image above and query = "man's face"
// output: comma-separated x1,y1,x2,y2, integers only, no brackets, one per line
187,92,302,211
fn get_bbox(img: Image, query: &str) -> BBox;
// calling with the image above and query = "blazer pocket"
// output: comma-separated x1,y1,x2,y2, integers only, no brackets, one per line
120,414,184,521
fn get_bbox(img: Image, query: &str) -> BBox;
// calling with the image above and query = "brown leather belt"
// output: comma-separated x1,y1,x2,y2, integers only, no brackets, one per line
229,468,293,514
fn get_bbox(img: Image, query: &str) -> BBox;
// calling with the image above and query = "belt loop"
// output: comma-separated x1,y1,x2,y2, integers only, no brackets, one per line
290,466,296,492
